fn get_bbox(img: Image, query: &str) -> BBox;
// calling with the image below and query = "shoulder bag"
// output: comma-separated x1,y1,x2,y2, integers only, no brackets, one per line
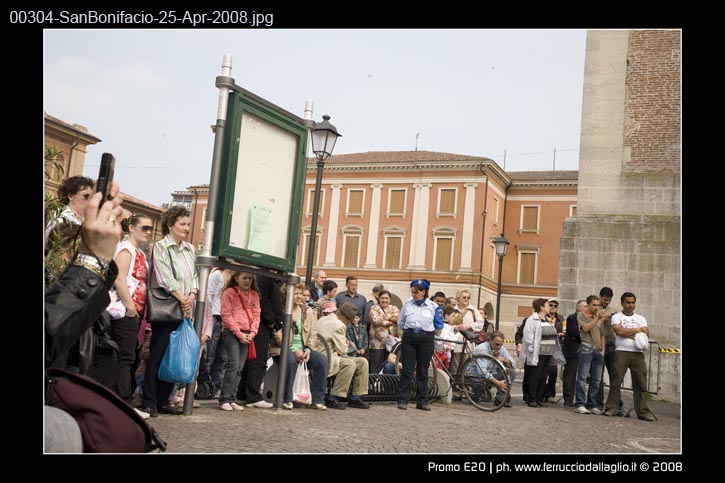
146,246,183,323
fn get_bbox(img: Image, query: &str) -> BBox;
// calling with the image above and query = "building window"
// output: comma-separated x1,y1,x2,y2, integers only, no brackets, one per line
342,226,363,268
492,197,499,226
197,241,203,251
517,252,537,285
433,227,456,271
570,205,577,216
437,188,457,217
519,205,540,233
387,188,406,216
200,208,207,231
346,189,365,217
300,229,322,266
383,228,405,270
306,188,325,217
490,242,496,278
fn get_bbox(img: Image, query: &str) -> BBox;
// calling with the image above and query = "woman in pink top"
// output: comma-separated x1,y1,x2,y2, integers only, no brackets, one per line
218,271,261,411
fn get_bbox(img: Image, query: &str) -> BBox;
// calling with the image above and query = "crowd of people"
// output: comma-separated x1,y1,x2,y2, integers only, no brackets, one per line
45,176,656,453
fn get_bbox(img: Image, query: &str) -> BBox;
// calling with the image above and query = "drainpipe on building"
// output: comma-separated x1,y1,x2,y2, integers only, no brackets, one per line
476,163,489,309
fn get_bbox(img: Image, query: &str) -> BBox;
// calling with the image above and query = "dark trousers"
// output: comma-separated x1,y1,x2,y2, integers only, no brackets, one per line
544,363,558,398
562,355,578,403
605,351,652,417
90,348,117,389
244,323,271,404
142,321,179,409
397,330,435,406
368,349,388,374
110,315,140,403
524,355,552,404
198,315,226,390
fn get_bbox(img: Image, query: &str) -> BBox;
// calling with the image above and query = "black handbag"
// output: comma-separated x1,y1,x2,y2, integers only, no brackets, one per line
146,247,183,323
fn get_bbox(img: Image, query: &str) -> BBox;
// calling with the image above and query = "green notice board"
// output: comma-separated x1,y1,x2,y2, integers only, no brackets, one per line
212,90,308,272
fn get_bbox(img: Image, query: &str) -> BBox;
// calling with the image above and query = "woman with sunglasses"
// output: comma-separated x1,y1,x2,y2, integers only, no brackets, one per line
45,175,96,238
109,214,153,407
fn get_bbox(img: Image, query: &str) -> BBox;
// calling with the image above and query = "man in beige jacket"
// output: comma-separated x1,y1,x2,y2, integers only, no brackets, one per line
315,302,370,409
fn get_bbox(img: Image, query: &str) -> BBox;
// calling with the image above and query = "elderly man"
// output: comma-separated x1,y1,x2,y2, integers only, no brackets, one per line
315,302,370,409
307,270,327,303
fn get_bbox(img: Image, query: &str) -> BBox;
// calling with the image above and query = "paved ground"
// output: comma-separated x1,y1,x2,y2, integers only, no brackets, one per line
147,378,681,454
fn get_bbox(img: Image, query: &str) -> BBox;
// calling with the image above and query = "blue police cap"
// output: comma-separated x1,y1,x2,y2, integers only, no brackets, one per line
410,279,430,290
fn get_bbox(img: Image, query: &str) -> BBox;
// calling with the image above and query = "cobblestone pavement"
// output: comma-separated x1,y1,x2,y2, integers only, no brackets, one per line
148,381,680,454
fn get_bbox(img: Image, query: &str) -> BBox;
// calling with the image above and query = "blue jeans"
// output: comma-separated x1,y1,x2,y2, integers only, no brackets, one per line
219,330,249,404
206,315,226,390
575,347,604,409
284,350,328,404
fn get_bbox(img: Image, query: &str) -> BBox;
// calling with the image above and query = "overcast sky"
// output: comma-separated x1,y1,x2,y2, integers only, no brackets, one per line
44,29,587,206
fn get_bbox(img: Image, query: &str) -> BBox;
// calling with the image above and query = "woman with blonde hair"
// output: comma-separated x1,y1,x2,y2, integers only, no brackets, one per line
218,271,260,411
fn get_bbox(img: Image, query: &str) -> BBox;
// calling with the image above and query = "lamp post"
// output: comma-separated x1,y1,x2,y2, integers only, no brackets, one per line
304,115,341,288
493,233,509,331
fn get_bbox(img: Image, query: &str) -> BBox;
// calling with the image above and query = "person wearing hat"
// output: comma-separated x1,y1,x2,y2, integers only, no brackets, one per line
542,297,564,402
396,279,444,411
315,302,370,409
603,292,654,421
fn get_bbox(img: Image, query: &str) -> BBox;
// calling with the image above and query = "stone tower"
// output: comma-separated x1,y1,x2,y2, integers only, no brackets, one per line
559,30,681,400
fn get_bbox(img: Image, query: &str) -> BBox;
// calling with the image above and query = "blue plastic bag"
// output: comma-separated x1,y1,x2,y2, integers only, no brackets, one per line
158,317,200,384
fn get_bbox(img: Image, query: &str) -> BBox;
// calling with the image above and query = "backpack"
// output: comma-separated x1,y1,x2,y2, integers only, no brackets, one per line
45,368,167,453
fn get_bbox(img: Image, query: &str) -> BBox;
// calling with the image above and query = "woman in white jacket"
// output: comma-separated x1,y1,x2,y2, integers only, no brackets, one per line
522,297,558,408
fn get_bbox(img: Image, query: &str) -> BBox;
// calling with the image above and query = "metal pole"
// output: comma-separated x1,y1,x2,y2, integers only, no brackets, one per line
304,158,324,288
183,54,234,415
275,281,297,409
495,255,504,331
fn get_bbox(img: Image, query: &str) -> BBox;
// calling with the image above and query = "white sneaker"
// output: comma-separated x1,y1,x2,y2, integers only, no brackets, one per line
219,403,233,411
246,400,274,409
134,408,150,420
590,407,603,415
575,406,591,414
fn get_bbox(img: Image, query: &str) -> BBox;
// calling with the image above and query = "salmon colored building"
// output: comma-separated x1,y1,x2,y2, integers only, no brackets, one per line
183,150,577,338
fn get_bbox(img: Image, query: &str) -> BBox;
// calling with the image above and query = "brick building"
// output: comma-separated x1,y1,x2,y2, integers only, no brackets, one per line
183,151,577,338
44,113,164,236
559,30,681,399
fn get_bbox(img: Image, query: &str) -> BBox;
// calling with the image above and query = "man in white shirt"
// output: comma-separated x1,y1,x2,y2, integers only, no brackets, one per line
603,292,655,421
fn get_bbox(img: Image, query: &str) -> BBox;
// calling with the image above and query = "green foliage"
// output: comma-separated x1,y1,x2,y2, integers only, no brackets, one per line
44,145,76,285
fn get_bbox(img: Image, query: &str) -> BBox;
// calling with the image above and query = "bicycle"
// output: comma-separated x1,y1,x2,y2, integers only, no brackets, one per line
394,329,511,411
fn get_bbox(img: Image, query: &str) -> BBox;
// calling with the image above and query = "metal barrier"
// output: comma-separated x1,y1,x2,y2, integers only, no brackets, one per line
362,373,438,402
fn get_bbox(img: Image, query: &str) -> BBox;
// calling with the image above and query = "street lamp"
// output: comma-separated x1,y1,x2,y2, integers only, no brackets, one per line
493,233,509,331
305,115,341,288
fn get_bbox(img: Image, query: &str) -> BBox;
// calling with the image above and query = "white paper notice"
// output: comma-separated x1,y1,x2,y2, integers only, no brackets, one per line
247,204,273,254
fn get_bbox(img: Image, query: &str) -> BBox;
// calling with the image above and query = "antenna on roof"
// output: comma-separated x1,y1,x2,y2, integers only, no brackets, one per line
553,147,556,170
503,149,507,171
415,132,420,151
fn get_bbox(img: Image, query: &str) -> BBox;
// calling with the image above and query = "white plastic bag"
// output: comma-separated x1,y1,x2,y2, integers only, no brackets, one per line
292,362,312,405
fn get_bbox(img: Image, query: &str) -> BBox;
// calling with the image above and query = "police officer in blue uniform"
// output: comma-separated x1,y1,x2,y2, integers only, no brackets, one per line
397,279,444,410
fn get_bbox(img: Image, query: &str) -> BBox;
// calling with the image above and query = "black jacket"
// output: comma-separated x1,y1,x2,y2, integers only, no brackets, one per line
257,275,284,331
562,312,581,359
45,261,118,370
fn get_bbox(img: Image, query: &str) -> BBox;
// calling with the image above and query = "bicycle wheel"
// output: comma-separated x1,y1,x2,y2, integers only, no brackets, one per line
459,354,511,412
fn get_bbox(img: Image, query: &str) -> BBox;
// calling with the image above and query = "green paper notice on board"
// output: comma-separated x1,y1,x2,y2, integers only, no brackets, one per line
247,204,273,253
